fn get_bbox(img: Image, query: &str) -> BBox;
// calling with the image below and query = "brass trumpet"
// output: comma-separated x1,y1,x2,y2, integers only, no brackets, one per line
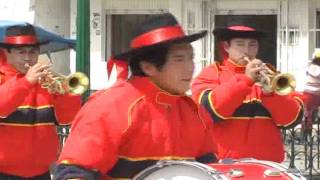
243,57,296,95
40,71,89,95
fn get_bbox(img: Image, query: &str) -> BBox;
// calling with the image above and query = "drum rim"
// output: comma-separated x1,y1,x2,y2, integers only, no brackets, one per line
132,160,228,180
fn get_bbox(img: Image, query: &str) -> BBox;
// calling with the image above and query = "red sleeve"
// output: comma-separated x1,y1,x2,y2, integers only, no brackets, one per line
261,92,304,128
0,76,34,117
191,64,254,121
294,91,320,111
53,93,82,125
58,91,126,174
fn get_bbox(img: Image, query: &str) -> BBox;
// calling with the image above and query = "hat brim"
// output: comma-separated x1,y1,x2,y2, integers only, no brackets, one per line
114,30,207,60
0,40,49,48
213,28,267,41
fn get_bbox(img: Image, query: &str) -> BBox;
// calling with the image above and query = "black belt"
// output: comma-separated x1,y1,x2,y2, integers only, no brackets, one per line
0,171,51,180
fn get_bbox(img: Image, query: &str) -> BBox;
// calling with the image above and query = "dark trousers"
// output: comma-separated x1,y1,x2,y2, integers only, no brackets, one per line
0,172,51,180
303,92,320,133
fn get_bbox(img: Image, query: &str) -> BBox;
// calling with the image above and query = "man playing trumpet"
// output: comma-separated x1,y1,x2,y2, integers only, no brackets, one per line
0,23,81,179
191,19,304,163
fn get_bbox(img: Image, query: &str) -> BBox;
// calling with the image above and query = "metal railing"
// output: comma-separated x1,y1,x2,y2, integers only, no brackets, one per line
282,109,320,179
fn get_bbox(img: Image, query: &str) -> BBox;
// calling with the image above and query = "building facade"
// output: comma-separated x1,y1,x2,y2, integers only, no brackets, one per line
83,0,320,90
1,0,320,91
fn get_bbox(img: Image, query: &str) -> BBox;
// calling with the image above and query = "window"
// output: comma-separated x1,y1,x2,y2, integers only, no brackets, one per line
316,11,320,48
106,14,155,58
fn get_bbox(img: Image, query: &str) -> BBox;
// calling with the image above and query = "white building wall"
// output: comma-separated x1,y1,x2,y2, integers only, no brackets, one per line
71,0,105,90
34,0,72,75
104,0,169,13
90,0,106,90
0,0,72,76
278,0,309,91
215,0,278,13
0,0,35,22
70,0,77,75
71,0,105,91
183,0,213,77
169,0,183,23
309,0,320,54
68,0,319,91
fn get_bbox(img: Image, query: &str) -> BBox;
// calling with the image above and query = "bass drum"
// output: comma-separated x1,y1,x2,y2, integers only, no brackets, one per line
208,158,306,180
132,160,228,180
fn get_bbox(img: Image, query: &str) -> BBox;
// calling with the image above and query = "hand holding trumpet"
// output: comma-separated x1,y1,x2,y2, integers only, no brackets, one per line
241,56,296,95
242,57,264,82
24,62,89,95
24,63,50,84
39,71,68,94
24,63,66,94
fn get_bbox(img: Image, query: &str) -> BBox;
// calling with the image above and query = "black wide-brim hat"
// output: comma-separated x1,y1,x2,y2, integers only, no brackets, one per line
213,16,267,41
0,23,48,48
213,26,266,41
114,13,207,60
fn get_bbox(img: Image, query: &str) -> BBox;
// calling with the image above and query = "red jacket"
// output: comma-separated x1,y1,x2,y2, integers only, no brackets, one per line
58,76,217,179
0,62,81,177
191,59,304,162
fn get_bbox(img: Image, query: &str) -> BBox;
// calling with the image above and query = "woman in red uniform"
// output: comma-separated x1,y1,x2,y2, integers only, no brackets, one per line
191,19,303,163
0,24,81,179
54,13,217,180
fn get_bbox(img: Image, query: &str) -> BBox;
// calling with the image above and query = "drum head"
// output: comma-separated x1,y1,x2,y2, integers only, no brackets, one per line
133,161,227,180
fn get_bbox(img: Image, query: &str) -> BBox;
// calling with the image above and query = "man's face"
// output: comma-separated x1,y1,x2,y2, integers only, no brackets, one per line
149,43,194,95
224,38,259,65
5,46,40,74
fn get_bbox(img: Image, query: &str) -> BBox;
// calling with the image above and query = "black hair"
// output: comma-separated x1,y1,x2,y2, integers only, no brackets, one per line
5,45,40,53
312,57,320,66
129,45,169,76
6,24,36,36
223,35,262,42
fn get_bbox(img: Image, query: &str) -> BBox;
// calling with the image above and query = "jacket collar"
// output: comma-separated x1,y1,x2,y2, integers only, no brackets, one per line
130,76,189,105
223,58,246,73
0,62,21,77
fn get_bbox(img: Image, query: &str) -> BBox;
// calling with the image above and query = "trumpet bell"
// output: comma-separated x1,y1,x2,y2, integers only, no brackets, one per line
65,72,89,95
271,73,296,96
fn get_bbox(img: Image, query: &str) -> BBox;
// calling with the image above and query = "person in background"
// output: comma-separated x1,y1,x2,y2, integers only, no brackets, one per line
191,19,304,163
301,49,320,134
54,13,217,180
0,24,81,179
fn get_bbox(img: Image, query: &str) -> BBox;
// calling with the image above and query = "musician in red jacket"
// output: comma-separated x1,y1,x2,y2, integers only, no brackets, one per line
54,13,217,180
0,24,81,179
191,19,303,163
